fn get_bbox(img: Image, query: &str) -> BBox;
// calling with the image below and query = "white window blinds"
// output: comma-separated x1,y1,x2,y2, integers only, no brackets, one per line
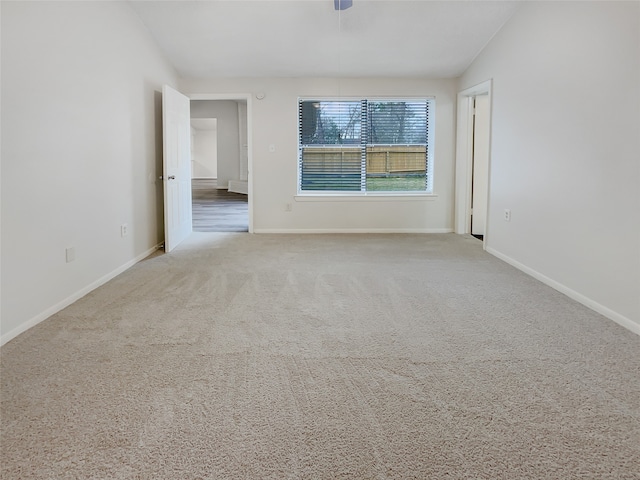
298,98,432,193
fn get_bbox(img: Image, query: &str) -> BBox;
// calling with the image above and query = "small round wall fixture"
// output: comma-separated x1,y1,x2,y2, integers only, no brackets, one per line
256,92,265,100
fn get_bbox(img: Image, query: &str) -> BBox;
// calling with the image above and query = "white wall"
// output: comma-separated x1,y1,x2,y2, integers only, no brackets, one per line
180,77,457,233
1,1,178,343
459,1,640,331
191,101,240,189
191,122,218,179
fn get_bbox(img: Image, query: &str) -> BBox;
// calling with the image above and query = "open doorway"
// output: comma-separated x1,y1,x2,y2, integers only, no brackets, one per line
455,80,492,247
190,99,249,232
470,94,490,240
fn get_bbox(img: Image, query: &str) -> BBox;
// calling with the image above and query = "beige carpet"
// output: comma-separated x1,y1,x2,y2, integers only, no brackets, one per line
1,233,639,479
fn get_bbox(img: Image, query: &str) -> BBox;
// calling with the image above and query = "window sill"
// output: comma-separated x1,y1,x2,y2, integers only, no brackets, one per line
295,193,438,202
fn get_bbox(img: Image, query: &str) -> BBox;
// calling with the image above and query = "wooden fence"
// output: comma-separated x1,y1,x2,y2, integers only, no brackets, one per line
301,146,426,175
366,146,426,174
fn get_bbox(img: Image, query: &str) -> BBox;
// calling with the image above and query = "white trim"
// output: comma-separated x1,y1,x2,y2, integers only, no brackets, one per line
0,244,163,347
254,228,453,234
188,93,254,233
486,246,640,337
455,80,493,248
190,93,249,101
295,194,438,202
298,95,437,102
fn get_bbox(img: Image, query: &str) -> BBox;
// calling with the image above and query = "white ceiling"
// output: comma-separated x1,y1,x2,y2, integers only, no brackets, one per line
129,0,521,79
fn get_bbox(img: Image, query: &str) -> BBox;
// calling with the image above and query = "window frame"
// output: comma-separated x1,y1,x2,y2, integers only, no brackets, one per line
297,96,435,196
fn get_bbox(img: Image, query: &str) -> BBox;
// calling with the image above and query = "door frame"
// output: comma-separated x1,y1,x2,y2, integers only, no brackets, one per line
455,80,493,246
190,93,254,233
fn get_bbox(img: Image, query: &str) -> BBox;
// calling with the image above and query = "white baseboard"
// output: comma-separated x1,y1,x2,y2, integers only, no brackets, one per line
486,246,640,336
253,228,453,234
0,244,162,347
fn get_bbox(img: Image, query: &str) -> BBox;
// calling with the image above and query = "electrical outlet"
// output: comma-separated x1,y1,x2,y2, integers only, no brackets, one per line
285,203,292,212
66,247,76,263
121,223,128,237
504,209,511,222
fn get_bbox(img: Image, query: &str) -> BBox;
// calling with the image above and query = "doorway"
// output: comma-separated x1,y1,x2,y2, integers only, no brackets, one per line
455,80,492,246
470,94,490,240
189,97,250,232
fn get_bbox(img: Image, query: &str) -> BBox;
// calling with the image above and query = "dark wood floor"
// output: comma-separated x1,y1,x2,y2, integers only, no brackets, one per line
192,179,248,232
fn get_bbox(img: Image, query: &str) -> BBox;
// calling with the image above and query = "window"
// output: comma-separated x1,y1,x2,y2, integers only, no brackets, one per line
298,98,433,193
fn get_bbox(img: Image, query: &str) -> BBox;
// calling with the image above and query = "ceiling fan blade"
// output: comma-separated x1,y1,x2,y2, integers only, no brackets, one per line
334,0,353,11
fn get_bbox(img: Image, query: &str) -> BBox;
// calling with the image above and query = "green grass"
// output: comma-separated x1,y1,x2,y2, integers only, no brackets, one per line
366,176,426,192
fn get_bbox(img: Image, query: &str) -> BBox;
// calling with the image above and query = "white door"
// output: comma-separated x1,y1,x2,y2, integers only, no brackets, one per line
471,94,490,236
163,85,192,252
